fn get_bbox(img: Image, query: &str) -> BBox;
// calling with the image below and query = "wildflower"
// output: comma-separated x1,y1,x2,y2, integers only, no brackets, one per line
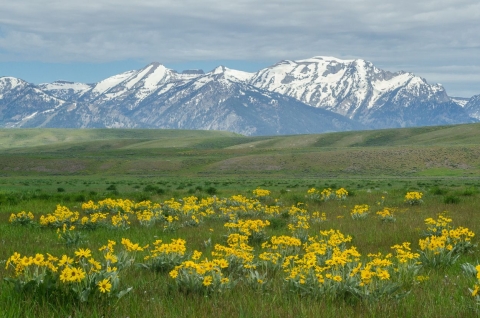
6,252,21,269
104,253,118,264
98,278,112,293
377,270,390,280
192,250,202,260
20,256,33,267
68,267,86,283
169,269,179,279
107,266,118,272
203,276,213,286
332,275,342,282
74,248,92,259
33,253,45,266
472,285,479,297
58,255,74,267
60,267,71,283
47,253,59,262
88,258,102,272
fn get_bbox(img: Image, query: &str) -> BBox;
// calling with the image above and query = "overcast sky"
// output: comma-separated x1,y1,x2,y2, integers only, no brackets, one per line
0,0,479,97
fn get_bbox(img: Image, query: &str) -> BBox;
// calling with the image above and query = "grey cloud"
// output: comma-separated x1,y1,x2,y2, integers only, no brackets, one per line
0,0,479,96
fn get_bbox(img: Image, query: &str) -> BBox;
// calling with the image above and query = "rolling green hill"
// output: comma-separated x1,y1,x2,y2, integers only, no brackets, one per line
1,123,480,178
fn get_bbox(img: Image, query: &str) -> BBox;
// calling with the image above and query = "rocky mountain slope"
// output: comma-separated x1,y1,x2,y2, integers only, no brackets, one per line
464,94,480,120
0,56,477,135
249,56,474,128
2,64,362,135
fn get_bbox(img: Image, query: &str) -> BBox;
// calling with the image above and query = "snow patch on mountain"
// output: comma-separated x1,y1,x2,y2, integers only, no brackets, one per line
451,97,470,107
92,70,137,95
0,77,28,91
39,81,92,94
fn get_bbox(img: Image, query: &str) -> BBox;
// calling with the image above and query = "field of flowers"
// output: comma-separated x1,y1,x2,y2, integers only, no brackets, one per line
1,185,480,317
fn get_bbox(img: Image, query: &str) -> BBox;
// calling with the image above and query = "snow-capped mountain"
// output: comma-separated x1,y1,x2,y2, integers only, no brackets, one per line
125,66,363,135
248,56,474,128
0,77,66,127
0,56,477,135
464,95,480,120
6,65,362,135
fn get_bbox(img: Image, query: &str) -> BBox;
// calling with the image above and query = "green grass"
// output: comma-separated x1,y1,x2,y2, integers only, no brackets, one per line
1,184,480,317
1,124,480,316
2,124,480,178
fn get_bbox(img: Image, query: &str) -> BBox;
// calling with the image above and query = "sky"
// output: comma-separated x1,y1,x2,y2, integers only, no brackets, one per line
0,0,479,98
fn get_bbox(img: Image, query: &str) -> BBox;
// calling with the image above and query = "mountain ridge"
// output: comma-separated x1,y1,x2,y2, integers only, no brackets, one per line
1,56,478,135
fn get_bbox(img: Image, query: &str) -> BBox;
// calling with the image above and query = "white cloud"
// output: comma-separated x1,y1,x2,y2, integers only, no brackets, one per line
0,0,479,96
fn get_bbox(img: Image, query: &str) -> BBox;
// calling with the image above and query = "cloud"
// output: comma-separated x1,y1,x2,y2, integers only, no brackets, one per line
0,0,479,96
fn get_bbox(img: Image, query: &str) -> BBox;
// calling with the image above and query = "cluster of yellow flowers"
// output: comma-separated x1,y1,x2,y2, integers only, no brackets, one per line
121,238,148,252
5,241,135,301
7,187,479,304
222,195,267,218
12,189,334,238
350,204,370,220
335,188,349,200
9,211,35,225
404,191,423,205
252,188,271,198
260,235,302,270
286,205,311,240
169,253,231,293
376,207,396,222
142,238,188,271
40,205,79,227
135,210,156,226
279,229,416,299
419,214,475,267
212,234,255,273
82,198,137,214
224,219,270,242
307,187,349,201
311,211,327,223
424,213,453,236
80,212,109,229
111,213,130,229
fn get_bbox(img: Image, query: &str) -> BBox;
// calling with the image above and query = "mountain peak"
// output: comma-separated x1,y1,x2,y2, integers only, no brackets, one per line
207,66,253,82
0,76,29,91
212,65,227,74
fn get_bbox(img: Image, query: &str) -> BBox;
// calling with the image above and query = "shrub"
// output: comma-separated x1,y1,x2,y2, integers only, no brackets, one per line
444,195,460,204
206,187,217,195
431,187,448,195
143,185,158,193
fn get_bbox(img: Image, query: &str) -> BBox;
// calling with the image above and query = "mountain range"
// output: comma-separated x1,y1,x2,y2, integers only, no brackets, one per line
1,56,479,136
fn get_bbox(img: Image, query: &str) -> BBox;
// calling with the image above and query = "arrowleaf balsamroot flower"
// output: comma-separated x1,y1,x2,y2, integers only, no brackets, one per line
98,278,112,293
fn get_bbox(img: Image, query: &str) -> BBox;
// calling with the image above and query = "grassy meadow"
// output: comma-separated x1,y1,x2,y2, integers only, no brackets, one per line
1,124,480,317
